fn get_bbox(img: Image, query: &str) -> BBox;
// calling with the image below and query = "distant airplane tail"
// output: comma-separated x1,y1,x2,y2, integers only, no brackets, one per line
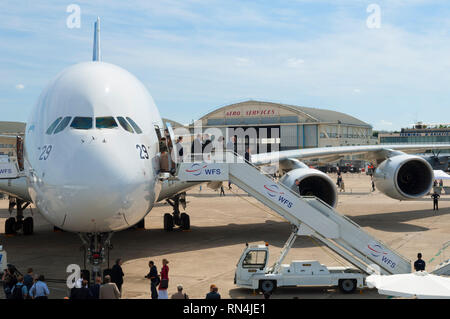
93,17,101,61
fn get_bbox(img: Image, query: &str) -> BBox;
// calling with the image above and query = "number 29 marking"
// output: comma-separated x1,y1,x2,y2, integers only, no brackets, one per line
39,145,52,160
136,144,149,159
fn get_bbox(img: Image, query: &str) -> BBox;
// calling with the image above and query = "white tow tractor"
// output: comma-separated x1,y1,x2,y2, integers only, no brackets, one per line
234,226,366,294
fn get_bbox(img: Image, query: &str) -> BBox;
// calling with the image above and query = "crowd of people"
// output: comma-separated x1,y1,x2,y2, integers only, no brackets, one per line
2,266,50,299
1,257,222,299
1,249,433,299
70,257,222,299
161,131,251,166
143,258,221,299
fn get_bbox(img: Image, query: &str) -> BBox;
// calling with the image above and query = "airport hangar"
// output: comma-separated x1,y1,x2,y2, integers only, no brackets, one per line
187,100,378,153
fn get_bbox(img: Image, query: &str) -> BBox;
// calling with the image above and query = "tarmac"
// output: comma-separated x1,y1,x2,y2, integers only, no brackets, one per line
0,173,449,299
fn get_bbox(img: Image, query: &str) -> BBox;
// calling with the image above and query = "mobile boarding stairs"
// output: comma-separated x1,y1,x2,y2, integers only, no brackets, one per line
175,151,415,277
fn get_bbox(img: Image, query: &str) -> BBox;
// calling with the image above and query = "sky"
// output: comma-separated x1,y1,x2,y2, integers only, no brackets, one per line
1,0,450,131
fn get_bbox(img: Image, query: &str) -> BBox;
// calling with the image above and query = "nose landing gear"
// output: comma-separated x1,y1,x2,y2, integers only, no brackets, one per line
78,232,113,282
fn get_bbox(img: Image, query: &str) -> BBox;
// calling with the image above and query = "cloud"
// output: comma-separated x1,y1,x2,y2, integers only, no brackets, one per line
234,57,252,67
286,58,304,68
15,83,25,90
380,120,393,126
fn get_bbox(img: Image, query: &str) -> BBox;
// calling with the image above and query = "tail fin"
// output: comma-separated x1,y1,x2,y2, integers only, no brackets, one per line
92,17,101,61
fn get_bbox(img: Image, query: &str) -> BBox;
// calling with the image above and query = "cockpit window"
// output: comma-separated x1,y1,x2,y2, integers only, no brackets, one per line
46,117,62,135
70,117,93,130
117,117,134,133
96,117,118,129
53,116,72,134
126,117,143,134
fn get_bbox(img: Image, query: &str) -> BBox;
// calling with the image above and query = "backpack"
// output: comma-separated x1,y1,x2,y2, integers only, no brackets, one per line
10,284,24,300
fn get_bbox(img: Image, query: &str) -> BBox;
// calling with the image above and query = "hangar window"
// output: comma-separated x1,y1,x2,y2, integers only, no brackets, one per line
53,116,72,134
280,116,298,123
225,118,242,125
261,117,279,124
46,117,62,134
207,118,225,126
117,117,134,133
126,117,143,134
96,117,118,129
70,117,93,130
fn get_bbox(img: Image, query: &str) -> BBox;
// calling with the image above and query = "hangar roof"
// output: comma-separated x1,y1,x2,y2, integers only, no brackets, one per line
201,100,371,128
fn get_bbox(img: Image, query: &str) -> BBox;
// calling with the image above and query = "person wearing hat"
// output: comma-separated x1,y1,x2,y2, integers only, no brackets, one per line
205,284,221,299
158,259,170,299
171,284,189,299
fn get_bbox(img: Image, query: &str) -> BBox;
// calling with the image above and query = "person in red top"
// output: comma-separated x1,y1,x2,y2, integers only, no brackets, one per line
158,259,169,299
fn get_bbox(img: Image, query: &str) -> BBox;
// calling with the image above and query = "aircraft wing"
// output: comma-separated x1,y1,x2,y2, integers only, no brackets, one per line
251,144,450,165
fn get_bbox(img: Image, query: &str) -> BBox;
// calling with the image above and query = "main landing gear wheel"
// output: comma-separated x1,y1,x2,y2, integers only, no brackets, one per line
5,197,32,235
5,217,16,235
180,213,190,230
339,279,356,294
23,217,34,235
164,213,174,231
165,192,190,231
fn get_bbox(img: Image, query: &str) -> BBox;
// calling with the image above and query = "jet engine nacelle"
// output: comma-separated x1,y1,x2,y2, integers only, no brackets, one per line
374,154,434,200
279,164,337,208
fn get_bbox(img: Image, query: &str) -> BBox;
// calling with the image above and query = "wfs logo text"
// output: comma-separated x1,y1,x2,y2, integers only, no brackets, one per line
264,184,293,208
185,164,221,176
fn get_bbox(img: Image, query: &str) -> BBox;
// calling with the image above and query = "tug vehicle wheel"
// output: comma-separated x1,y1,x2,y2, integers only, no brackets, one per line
339,279,356,294
260,280,276,293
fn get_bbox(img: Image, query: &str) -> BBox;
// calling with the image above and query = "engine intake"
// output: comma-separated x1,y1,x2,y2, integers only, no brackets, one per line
374,155,434,200
279,167,337,207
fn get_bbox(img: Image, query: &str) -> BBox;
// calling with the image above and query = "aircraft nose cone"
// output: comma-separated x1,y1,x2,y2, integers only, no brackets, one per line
39,138,154,232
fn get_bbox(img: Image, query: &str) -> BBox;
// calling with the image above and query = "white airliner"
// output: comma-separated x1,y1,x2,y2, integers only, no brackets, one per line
1,19,449,274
